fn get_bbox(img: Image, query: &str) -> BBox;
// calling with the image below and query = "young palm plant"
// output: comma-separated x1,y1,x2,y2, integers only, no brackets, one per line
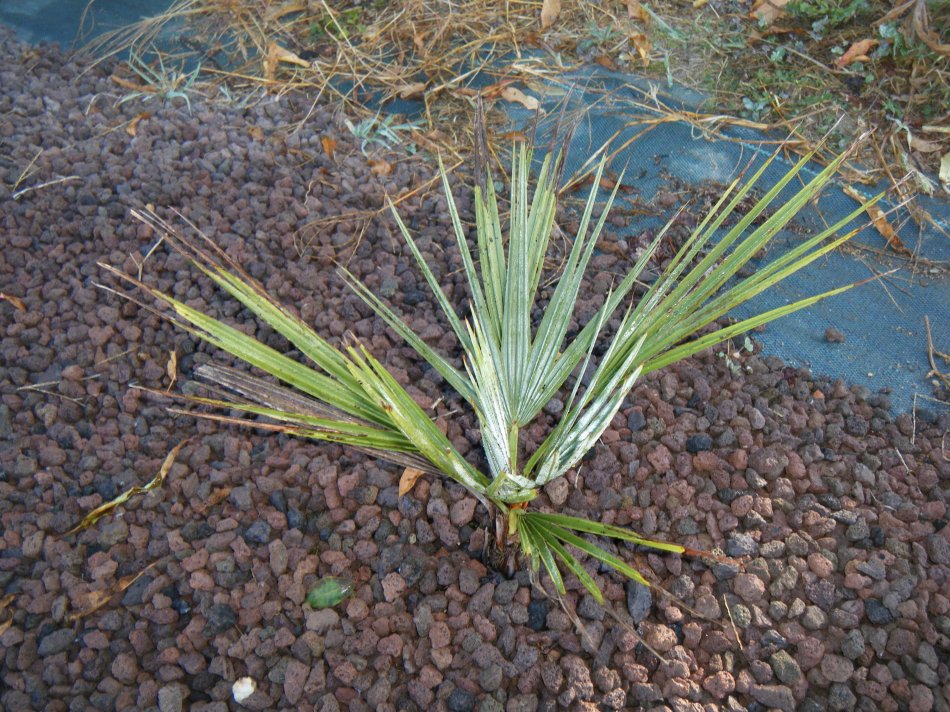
100,108,877,604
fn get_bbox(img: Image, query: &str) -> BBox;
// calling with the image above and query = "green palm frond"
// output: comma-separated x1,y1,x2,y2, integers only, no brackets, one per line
354,136,871,495
102,108,874,608
97,210,489,499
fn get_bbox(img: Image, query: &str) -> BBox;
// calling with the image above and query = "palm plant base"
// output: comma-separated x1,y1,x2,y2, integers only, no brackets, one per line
99,102,874,605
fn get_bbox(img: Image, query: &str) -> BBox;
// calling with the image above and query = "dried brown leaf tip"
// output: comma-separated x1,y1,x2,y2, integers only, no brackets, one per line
369,158,392,176
474,96,490,195
264,42,309,83
843,186,911,256
630,32,652,65
627,0,649,22
835,39,878,69
751,0,790,25
399,466,424,497
321,136,337,161
66,441,187,535
68,562,160,621
165,350,178,391
193,486,231,516
0,594,14,635
126,111,150,137
500,86,540,111
540,0,561,29
0,292,26,310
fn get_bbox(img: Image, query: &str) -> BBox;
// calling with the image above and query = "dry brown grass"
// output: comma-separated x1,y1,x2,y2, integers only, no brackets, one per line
81,0,948,260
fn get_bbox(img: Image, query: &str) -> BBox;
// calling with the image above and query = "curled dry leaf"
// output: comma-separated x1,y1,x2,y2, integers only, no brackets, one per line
541,0,561,29
912,0,950,57
264,42,310,82
397,82,426,100
909,134,944,153
67,441,187,534
500,86,540,111
0,292,26,310
631,32,652,65
126,112,150,137
369,158,392,176
399,466,424,496
67,561,160,621
193,486,231,515
248,125,265,141
165,350,177,391
413,29,426,51
751,0,790,25
111,74,150,94
499,130,530,143
321,136,337,160
843,186,911,256
834,39,878,69
627,0,649,22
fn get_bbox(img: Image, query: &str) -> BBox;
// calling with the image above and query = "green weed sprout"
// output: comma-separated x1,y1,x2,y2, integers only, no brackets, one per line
100,106,876,605
118,48,201,114
345,111,422,155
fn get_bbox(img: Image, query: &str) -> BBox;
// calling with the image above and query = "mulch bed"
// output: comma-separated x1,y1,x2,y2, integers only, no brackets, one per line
0,29,948,712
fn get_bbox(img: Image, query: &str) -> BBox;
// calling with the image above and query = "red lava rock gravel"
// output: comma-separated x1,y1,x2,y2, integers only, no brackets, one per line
0,29,948,712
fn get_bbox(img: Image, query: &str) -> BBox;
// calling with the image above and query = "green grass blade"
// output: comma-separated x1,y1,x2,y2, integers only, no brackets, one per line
519,516,566,596
528,512,686,554
617,150,822,345
529,335,645,484
346,345,491,494
543,530,605,604
520,158,623,422
465,315,515,480
532,517,650,587
644,280,859,373
192,261,355,387
437,156,494,341
643,225,861,361
660,152,849,320
340,267,475,403
474,180,507,333
387,201,473,352
137,284,387,423
525,215,671,418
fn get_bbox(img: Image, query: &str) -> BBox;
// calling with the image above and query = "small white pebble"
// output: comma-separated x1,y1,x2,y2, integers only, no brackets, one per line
232,677,256,703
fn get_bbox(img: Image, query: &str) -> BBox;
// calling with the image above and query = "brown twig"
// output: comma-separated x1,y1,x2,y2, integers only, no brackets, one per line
924,316,950,391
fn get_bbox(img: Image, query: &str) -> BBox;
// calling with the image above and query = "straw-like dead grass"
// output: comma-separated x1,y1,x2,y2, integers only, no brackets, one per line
81,0,948,263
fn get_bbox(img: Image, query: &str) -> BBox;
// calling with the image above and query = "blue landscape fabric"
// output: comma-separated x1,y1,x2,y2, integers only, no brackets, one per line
0,0,167,47
507,66,949,414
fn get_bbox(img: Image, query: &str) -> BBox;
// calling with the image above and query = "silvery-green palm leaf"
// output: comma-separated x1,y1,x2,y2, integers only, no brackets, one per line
350,102,875,502
102,101,876,605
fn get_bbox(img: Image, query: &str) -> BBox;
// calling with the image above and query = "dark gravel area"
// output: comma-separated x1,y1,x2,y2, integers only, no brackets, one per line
1,29,949,712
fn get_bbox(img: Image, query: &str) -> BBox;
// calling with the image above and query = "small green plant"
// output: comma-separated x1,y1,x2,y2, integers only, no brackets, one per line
101,105,876,605
309,6,365,41
787,0,870,33
305,577,353,608
118,48,201,114
344,112,421,155
577,21,623,54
